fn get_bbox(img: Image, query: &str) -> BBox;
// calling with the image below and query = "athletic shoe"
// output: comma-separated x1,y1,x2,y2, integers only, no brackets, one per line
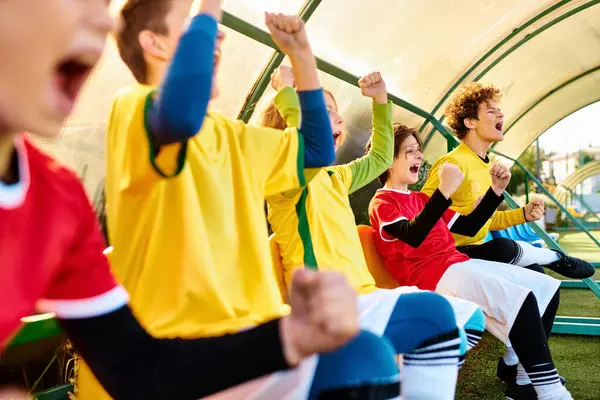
546,251,595,279
504,382,537,400
497,358,566,385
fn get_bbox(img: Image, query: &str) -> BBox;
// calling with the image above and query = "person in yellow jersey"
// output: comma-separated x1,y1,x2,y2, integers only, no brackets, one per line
261,67,487,400
421,82,593,385
79,0,404,399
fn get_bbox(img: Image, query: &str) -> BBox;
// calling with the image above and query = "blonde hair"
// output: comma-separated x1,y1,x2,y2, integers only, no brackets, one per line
259,88,348,147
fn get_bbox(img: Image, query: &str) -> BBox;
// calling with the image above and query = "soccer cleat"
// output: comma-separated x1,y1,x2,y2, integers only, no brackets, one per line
497,359,566,385
545,251,595,279
504,382,537,400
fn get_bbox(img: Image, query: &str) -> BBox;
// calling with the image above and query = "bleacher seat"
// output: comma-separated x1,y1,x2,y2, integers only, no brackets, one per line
356,225,400,289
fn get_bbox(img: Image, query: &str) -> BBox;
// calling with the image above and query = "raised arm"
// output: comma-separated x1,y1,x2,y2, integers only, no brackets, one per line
266,15,334,168
147,0,222,145
345,72,393,194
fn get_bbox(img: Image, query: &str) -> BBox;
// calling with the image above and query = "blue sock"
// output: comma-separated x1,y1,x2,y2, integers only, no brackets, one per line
464,308,486,351
308,330,400,399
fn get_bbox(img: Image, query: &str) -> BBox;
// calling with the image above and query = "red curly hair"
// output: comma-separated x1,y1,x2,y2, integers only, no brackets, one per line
445,83,501,139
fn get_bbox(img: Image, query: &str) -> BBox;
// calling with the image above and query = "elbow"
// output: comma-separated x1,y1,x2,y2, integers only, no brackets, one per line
154,113,205,145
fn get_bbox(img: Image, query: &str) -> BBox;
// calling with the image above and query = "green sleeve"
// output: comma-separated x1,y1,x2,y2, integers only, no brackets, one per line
273,86,301,128
343,101,394,194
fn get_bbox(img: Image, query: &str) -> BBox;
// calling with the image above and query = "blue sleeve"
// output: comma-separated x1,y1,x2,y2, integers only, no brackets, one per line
297,89,336,168
147,14,217,145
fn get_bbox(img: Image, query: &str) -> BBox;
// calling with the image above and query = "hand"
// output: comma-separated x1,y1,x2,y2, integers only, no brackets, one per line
524,200,545,222
358,72,387,104
472,195,483,211
490,163,511,195
0,386,28,399
189,0,222,21
280,269,359,366
265,13,310,58
438,163,464,199
270,65,295,91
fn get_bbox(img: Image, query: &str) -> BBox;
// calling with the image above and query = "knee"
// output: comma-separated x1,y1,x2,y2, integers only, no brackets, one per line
311,330,399,393
407,292,457,333
492,238,520,263
523,263,546,275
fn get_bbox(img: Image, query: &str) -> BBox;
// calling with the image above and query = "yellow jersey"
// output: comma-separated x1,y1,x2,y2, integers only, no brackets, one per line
267,88,394,295
421,142,525,246
78,84,305,399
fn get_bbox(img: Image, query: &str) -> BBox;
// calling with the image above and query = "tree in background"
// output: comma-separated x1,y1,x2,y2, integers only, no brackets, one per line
505,146,549,196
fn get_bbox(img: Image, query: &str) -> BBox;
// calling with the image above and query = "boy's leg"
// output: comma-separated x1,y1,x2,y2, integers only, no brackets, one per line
309,331,400,399
358,289,462,400
458,237,594,279
202,330,400,400
436,260,572,399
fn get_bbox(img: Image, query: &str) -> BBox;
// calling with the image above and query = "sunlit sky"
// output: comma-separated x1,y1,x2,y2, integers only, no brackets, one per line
537,101,600,155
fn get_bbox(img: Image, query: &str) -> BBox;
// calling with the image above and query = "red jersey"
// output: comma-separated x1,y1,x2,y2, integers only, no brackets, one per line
369,189,469,290
0,135,127,349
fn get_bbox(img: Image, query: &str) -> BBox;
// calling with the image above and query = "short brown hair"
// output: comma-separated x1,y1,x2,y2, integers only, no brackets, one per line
368,123,423,185
115,0,173,83
445,82,501,139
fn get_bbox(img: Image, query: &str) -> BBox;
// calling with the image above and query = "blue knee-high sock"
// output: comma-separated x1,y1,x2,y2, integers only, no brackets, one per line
308,330,400,400
464,308,486,351
382,292,460,400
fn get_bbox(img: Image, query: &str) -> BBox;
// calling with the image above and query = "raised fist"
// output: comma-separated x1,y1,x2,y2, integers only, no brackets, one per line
265,13,310,57
270,65,295,91
280,269,359,365
490,163,511,195
358,72,387,104
524,199,545,222
438,163,464,199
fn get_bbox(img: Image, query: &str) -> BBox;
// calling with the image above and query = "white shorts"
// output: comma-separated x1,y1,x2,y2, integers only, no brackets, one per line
357,287,482,337
201,355,318,399
435,259,561,344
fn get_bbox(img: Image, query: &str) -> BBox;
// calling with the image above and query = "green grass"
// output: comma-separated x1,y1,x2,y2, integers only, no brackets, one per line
456,231,600,399
456,333,600,399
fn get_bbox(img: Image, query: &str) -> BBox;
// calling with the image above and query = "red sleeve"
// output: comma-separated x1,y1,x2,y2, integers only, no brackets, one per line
36,181,128,319
370,194,406,242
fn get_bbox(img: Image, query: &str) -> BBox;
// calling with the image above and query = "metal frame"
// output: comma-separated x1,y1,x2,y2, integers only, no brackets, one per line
491,64,600,150
421,0,600,148
237,0,322,122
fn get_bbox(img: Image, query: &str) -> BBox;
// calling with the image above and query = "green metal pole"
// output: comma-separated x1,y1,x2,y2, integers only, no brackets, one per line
236,0,322,122
221,11,460,147
525,175,529,204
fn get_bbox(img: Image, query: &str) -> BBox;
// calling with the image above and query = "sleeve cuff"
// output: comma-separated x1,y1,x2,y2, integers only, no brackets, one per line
256,318,292,371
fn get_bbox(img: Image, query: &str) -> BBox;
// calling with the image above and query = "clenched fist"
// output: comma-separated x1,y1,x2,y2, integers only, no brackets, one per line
280,269,359,366
490,163,511,196
265,13,310,58
358,72,387,104
438,163,464,199
524,199,545,222
270,65,295,91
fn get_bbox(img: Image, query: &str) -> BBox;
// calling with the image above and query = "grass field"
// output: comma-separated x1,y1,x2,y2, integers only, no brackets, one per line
456,231,600,399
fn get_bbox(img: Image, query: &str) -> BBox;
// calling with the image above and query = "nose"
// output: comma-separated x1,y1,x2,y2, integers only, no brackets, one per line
217,30,226,44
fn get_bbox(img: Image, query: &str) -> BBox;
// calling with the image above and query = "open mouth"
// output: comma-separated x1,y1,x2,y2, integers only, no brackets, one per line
495,121,503,131
333,131,342,145
409,164,420,174
52,54,97,115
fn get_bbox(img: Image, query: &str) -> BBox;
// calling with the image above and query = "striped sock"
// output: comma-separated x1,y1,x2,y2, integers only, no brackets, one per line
465,329,483,351
464,308,485,351
527,362,572,400
402,329,461,399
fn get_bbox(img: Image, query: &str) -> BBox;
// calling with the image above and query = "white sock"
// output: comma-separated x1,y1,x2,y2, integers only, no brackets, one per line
402,336,460,399
527,362,572,400
513,241,560,266
516,364,531,385
503,346,518,366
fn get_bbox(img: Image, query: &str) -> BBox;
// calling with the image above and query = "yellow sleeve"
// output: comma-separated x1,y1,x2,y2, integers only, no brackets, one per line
238,122,306,197
328,164,353,191
106,87,186,191
490,208,526,230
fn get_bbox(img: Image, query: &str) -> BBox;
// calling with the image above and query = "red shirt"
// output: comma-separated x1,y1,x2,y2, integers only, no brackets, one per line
0,135,127,349
369,189,469,290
